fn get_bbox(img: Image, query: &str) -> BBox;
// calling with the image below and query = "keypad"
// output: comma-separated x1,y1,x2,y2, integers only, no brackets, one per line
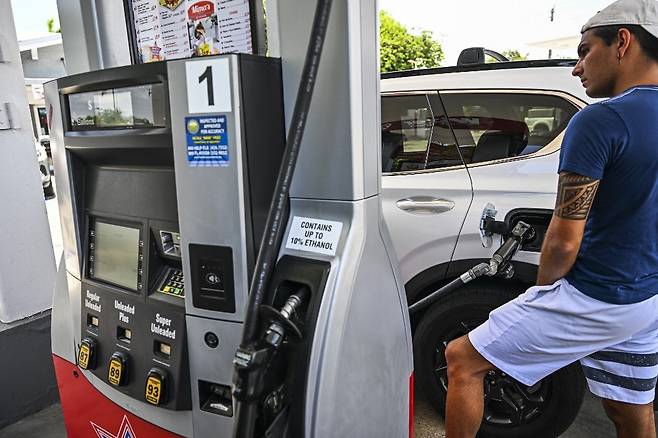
158,268,185,297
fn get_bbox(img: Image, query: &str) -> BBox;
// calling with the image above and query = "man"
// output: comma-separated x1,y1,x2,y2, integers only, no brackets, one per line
444,0,658,437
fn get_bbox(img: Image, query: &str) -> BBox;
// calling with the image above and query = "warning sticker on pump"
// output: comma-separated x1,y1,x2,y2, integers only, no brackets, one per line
285,216,343,256
185,116,229,167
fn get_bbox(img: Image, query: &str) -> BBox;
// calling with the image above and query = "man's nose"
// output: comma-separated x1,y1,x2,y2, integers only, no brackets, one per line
572,62,583,77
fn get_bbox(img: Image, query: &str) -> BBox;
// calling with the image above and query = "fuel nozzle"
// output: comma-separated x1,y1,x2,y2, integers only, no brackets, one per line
233,287,309,408
409,221,536,315
259,288,308,348
487,221,535,276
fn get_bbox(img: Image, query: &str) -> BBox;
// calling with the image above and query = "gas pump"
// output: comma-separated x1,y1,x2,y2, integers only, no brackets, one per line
46,55,286,436
48,0,413,436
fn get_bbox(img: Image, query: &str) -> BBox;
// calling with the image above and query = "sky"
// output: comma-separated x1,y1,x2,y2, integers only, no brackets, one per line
10,0,60,39
11,0,613,64
379,0,612,64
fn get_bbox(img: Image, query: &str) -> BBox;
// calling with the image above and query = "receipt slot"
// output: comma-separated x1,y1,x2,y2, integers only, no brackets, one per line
46,54,285,437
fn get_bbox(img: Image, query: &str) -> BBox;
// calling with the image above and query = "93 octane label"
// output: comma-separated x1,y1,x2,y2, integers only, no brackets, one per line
108,359,123,386
78,344,90,370
285,216,343,256
145,376,162,405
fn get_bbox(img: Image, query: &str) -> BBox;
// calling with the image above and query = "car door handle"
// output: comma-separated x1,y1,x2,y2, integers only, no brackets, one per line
396,197,455,214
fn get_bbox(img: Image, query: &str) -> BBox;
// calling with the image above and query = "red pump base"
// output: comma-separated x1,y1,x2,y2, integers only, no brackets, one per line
53,355,181,438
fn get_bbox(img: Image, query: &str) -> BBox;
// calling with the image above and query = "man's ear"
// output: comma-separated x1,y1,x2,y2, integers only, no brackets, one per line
617,28,632,60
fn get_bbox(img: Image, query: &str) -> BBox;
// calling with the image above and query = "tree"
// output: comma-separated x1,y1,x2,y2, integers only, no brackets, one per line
47,18,61,34
380,11,443,72
502,49,528,61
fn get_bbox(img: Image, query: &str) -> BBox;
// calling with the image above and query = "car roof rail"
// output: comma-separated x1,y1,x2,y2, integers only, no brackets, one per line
381,59,578,79
457,47,509,66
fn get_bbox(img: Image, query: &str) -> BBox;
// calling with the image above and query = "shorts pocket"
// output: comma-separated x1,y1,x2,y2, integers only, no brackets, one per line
524,280,562,303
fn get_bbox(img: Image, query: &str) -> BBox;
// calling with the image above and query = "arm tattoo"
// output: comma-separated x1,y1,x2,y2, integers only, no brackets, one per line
554,172,600,220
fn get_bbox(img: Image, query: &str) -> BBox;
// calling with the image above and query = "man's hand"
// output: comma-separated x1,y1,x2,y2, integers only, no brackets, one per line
536,172,600,285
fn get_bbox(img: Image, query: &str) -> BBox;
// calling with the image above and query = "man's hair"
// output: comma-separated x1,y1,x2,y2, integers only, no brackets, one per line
592,24,658,63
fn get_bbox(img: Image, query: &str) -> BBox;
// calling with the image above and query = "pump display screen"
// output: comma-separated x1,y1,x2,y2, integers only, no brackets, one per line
68,83,166,130
91,221,141,290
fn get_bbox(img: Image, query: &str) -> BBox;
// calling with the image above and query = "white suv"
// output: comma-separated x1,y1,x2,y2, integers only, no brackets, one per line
381,59,594,438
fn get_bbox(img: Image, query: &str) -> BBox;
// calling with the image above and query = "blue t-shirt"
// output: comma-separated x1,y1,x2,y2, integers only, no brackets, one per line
559,86,658,304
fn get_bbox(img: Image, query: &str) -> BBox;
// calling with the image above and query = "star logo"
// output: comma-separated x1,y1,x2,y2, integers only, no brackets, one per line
91,415,137,438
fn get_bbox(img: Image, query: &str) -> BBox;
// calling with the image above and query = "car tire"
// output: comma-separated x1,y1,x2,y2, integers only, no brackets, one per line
43,181,55,199
413,282,585,438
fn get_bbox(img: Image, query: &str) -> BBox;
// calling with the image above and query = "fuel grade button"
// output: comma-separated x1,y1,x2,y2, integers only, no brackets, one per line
108,352,129,387
145,368,167,406
78,337,98,370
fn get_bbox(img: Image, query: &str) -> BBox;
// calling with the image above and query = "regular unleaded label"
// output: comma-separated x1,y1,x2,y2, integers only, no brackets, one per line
78,344,91,370
285,216,343,256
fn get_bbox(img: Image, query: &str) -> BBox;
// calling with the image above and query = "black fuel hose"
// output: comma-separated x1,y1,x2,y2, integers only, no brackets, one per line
232,3,333,436
409,222,534,315
239,0,334,355
408,263,491,314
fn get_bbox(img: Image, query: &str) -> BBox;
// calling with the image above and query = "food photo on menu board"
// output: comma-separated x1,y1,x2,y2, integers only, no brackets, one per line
188,0,220,56
131,0,253,63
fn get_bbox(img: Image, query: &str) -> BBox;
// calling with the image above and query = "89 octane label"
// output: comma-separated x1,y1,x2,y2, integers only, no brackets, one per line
285,216,343,256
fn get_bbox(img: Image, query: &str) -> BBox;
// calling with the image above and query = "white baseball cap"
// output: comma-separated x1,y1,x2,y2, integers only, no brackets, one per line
582,0,658,39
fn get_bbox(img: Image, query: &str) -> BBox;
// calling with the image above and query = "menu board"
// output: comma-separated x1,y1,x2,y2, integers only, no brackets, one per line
130,0,253,63
160,0,189,59
132,0,163,62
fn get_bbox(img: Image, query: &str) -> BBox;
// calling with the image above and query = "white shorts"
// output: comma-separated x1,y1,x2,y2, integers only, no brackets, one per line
469,279,658,404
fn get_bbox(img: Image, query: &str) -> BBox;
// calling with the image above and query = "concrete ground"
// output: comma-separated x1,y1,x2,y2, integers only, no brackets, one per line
0,405,65,438
414,391,658,437
2,391,655,437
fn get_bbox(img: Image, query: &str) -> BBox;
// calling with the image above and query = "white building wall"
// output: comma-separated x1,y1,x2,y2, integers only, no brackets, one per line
21,44,67,79
0,0,56,322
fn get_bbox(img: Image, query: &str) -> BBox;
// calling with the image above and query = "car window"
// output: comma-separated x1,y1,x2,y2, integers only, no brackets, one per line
440,93,578,165
425,93,465,170
381,94,433,172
